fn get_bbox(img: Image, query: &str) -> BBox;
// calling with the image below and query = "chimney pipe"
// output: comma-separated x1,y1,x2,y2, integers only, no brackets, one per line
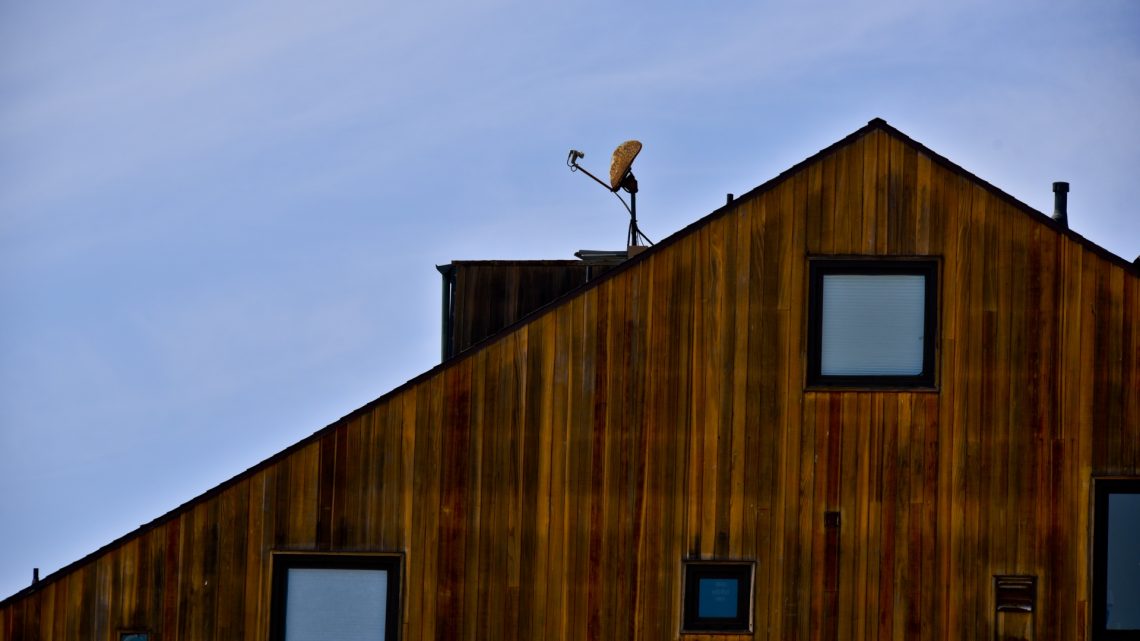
1052,181,1069,229
32,568,39,585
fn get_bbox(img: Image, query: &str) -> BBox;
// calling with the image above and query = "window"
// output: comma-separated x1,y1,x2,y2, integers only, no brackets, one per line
1093,479,1140,639
807,259,937,387
681,561,754,634
270,553,402,641
120,633,150,641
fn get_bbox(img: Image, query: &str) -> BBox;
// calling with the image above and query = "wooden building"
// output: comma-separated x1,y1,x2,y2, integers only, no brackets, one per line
2,119,1138,641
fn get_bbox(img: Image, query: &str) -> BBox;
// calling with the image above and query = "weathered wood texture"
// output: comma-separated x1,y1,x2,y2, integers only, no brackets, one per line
448,260,617,355
3,124,1138,640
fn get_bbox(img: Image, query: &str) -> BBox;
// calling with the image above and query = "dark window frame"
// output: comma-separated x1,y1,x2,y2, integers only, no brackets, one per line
681,560,755,634
269,552,402,641
1093,478,1140,640
807,258,939,389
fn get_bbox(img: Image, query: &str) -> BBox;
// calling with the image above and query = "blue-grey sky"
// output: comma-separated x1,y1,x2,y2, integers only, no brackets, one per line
1,1,1137,598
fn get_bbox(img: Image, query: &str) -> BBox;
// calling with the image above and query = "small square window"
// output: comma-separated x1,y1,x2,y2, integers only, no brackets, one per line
807,259,937,388
270,553,402,641
681,561,754,634
1093,479,1140,639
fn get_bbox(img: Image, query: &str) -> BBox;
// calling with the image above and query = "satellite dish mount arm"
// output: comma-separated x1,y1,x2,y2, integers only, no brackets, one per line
567,150,611,191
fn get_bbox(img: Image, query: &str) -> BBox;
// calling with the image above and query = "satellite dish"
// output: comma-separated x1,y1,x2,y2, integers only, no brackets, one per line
609,140,642,191
566,140,653,248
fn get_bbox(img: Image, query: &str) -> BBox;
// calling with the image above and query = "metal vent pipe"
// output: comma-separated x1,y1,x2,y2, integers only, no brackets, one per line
1052,181,1069,228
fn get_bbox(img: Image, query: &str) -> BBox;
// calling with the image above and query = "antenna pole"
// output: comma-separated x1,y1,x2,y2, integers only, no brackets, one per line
621,172,646,247
628,190,637,246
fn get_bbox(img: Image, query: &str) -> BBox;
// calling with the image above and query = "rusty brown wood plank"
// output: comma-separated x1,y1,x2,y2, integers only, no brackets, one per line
1074,241,1098,635
655,243,691,640
602,272,634,640
835,394,857,641
436,363,471,640
583,284,608,641
214,480,248,639
915,153,931,254
729,205,751,559
871,131,888,254
789,157,810,641
112,541,133,634
631,255,661,641
542,300,572,640
412,377,443,641
860,132,878,255
380,403,405,552
315,429,336,550
523,313,555,640
399,386,418,557
806,153,825,255
844,136,865,255
874,395,897,641
1123,274,1140,472
709,217,734,560
456,354,484,641
332,420,350,549
997,205,1020,582
802,394,823,641
687,225,710,559
625,270,645,638
562,291,592,641
919,396,940,641
503,331,525,641
243,470,271,641
822,143,841,254
850,394,872,641
52,573,70,641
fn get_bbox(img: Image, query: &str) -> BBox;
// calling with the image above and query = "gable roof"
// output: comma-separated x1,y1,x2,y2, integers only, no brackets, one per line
4,117,1135,606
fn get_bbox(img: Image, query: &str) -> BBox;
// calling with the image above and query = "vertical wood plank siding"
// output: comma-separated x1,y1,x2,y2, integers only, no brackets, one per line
449,261,618,356
3,127,1137,640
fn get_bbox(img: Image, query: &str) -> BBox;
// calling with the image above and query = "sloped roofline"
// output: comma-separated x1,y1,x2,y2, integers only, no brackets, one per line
445,259,590,265
651,117,1136,275
4,118,1135,605
866,118,1136,273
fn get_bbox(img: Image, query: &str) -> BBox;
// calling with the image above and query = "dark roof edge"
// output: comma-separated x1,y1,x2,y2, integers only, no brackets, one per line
5,117,1134,606
865,118,1138,275
445,260,594,266
0,424,337,604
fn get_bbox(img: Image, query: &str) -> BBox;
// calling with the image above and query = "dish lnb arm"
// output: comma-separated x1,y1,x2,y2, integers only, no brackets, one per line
567,149,614,192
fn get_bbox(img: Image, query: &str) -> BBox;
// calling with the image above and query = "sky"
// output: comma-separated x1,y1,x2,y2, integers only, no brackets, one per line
1,0,1138,599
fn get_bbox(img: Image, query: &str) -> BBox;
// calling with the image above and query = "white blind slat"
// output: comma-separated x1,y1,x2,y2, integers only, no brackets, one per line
285,568,388,641
821,274,926,376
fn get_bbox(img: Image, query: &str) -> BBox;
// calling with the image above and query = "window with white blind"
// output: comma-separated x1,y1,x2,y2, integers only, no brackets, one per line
807,260,937,387
270,554,401,641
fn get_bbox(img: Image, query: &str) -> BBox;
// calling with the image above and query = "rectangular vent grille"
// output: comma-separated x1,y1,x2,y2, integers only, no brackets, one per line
994,575,1037,613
